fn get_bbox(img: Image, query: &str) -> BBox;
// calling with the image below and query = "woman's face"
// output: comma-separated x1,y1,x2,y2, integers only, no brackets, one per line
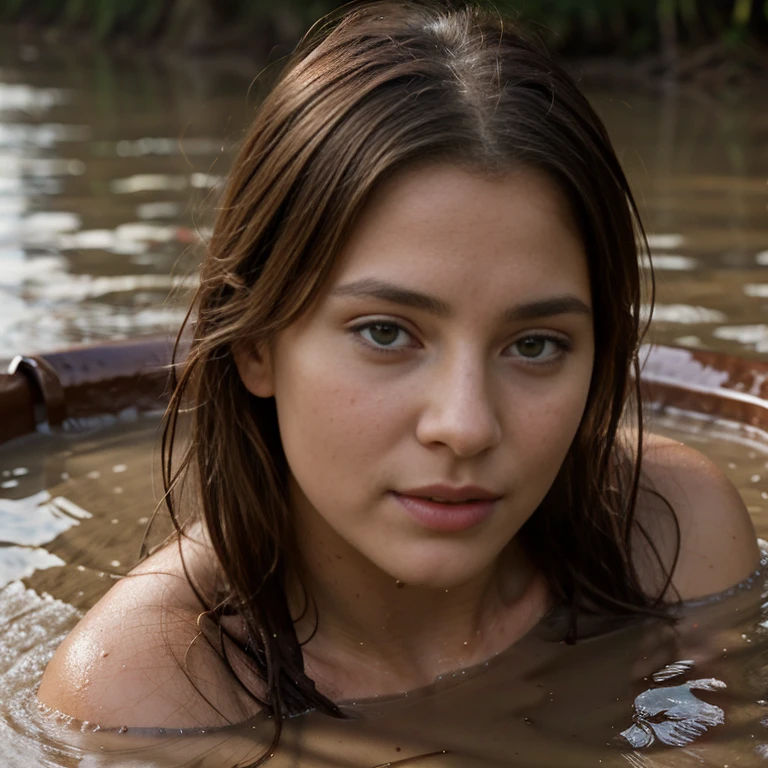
237,164,594,590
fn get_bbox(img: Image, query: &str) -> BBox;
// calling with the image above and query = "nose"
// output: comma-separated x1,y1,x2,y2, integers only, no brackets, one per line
415,352,502,458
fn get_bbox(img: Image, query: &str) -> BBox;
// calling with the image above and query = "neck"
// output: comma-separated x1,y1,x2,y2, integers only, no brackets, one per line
287,492,545,698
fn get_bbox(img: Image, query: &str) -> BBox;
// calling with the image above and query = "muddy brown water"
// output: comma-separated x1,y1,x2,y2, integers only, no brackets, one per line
1,28,768,768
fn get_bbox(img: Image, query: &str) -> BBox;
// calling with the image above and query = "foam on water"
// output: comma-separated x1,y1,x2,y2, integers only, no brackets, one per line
0,581,80,768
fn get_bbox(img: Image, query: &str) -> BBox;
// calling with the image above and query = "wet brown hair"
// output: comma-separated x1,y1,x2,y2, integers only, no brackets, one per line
159,0,678,759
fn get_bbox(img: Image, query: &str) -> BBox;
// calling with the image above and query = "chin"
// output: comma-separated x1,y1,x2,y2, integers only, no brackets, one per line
382,555,495,591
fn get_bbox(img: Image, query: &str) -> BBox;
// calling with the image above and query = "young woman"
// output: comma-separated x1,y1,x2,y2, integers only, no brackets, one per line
38,0,758,761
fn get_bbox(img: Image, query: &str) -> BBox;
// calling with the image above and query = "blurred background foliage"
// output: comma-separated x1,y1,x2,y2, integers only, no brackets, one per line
1,0,767,61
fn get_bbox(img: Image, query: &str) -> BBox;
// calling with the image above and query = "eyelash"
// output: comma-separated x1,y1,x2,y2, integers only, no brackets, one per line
349,320,573,363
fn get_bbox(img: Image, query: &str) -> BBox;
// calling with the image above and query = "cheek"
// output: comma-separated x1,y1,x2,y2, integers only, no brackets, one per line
514,367,593,477
273,351,406,488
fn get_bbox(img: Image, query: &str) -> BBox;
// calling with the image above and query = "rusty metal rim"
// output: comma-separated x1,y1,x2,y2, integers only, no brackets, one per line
0,336,177,444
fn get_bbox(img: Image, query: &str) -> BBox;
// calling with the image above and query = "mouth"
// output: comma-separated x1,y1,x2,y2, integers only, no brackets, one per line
419,496,492,505
397,484,501,504
391,487,501,532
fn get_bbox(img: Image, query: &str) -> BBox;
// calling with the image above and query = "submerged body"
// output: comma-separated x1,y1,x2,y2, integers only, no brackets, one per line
38,165,759,730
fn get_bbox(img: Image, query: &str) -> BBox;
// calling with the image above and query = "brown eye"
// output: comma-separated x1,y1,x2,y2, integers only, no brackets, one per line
508,336,570,362
515,337,546,358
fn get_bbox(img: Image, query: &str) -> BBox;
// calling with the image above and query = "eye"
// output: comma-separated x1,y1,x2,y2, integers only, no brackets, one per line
354,321,414,350
507,335,570,362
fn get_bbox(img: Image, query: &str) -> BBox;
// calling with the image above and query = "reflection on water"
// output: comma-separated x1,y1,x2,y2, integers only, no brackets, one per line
621,676,727,749
0,412,765,766
592,88,768,357
0,30,246,359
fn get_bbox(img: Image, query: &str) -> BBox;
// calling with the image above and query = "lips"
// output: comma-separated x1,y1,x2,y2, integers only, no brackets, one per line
398,484,501,503
392,484,501,532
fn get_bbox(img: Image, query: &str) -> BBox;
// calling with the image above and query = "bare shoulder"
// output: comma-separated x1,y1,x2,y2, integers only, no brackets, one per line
633,432,760,601
37,528,259,730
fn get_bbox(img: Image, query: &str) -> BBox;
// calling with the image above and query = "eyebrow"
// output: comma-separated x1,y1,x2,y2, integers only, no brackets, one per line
330,278,592,322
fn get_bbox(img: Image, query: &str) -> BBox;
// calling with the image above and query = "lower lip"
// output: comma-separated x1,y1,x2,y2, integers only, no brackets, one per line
392,492,497,532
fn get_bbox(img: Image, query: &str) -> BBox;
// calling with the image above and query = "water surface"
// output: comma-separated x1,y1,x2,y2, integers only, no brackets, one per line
3,411,768,766
1,25,768,768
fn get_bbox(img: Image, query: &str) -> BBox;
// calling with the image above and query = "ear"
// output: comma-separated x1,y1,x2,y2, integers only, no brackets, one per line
232,342,275,398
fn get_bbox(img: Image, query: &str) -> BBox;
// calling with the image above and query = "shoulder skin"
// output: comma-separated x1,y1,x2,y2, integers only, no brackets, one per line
37,530,261,730
633,432,760,601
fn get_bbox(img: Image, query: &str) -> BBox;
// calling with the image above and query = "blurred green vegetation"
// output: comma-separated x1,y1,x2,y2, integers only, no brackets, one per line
2,0,767,59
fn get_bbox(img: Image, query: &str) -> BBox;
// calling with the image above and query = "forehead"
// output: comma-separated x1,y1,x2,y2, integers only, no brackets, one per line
330,163,590,305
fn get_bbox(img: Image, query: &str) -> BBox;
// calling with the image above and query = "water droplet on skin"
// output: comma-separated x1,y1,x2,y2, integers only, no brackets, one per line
111,519,119,524
110,560,121,568
113,487,123,494
87,471,100,479
396,580,404,589
752,474,762,483
61,472,70,480
12,467,28,476
1,480,18,489
100,650,109,658
112,464,127,473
